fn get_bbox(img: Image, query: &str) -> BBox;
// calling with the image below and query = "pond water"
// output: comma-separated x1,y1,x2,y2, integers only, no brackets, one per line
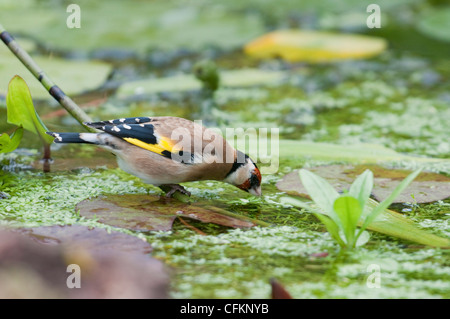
0,0,449,298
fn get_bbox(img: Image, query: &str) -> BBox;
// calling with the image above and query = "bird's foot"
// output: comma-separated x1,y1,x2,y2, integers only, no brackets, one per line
162,184,191,198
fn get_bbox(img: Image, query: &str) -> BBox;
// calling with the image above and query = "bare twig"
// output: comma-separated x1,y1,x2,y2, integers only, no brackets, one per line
0,23,95,132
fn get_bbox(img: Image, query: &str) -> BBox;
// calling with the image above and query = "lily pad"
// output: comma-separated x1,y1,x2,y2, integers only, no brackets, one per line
76,194,257,231
116,68,285,99
277,164,450,204
1,1,264,52
244,30,387,63
18,225,153,255
417,7,450,43
0,39,112,99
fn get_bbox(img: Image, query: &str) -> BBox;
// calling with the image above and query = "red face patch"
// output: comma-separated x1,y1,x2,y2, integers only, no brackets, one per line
238,179,251,191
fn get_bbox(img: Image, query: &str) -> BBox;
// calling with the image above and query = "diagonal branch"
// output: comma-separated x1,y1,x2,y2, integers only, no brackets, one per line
0,23,96,132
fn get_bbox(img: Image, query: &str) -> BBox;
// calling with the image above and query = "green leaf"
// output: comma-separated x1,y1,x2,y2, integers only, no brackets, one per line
348,169,373,211
358,168,423,237
355,230,370,247
417,7,450,43
278,168,450,247
281,196,346,248
298,169,340,226
0,127,23,153
333,196,362,248
364,198,450,247
313,213,346,248
6,76,53,144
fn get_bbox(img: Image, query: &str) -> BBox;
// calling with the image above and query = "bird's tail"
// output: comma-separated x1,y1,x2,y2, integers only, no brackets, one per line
46,132,98,144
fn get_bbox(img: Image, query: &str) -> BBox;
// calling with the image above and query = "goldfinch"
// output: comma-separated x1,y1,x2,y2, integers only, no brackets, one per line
47,116,262,197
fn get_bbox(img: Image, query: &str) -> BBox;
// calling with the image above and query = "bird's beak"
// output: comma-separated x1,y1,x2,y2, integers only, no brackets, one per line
248,186,262,196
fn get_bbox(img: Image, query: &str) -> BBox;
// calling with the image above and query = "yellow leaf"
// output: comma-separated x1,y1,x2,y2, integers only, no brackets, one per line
244,30,387,63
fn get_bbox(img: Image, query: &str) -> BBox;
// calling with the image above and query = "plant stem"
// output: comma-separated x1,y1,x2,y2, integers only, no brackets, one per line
0,23,96,132
42,143,51,173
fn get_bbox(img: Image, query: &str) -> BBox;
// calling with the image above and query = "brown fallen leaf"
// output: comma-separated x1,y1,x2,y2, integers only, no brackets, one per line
276,164,450,204
0,226,169,298
76,194,258,232
17,224,153,255
270,278,293,299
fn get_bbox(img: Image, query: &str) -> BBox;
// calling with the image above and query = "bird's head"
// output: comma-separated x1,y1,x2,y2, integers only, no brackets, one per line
224,151,262,196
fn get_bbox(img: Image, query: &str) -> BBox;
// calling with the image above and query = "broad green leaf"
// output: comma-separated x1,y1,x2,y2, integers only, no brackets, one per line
333,196,362,248
281,197,345,248
358,168,423,236
299,169,340,226
348,169,373,211
417,7,450,43
0,127,23,153
6,76,53,144
355,230,370,247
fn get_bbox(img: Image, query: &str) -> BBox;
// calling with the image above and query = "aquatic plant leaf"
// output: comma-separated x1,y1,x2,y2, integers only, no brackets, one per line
417,7,450,43
313,211,346,248
244,30,387,62
357,169,422,237
277,164,450,204
0,127,23,153
6,76,53,144
333,196,362,247
18,225,153,255
348,169,373,211
278,168,450,247
299,169,340,226
355,230,370,247
77,194,256,231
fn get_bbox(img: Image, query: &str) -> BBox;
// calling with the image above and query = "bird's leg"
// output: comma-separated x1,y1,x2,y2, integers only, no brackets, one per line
161,184,191,198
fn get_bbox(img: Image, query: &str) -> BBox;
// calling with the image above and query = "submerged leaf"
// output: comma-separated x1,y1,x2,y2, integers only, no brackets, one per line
77,194,257,231
244,30,387,62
